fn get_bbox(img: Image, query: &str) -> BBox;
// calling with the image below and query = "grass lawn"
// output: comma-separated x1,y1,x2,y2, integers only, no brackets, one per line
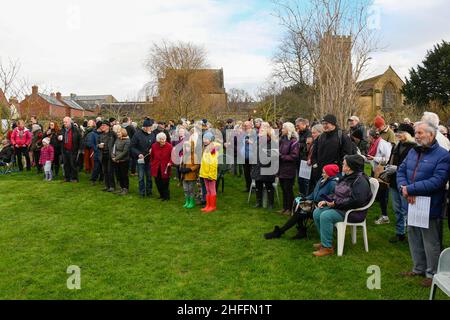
0,169,448,300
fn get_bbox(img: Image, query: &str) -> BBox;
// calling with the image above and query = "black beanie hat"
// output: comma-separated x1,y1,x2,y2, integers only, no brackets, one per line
351,129,363,140
96,121,102,130
344,154,365,172
321,114,337,126
397,123,415,137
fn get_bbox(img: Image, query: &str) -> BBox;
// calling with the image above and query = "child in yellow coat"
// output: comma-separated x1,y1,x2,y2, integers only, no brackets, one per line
199,131,220,213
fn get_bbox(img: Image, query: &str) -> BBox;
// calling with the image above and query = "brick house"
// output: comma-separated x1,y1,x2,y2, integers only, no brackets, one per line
19,86,68,119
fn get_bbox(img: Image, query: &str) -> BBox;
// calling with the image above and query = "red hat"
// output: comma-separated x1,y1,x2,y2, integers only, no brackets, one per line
374,116,385,129
323,164,340,177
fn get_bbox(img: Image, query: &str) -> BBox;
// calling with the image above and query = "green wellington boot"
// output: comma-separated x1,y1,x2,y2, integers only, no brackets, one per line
186,197,196,209
183,196,190,208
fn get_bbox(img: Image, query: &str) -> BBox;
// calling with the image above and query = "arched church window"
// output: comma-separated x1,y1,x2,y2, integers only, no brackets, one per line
382,82,397,112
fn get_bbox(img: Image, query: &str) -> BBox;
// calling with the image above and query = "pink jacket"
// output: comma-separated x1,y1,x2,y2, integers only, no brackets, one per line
40,145,54,165
10,127,32,147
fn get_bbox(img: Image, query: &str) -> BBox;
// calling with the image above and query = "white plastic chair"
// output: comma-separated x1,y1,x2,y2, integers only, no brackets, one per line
247,178,280,207
430,248,450,300
334,178,379,257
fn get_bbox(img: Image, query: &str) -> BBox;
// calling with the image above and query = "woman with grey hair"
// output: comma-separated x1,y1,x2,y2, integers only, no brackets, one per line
150,132,173,201
278,122,300,214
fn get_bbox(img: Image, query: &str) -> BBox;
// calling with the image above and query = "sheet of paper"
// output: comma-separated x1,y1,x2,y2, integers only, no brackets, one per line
408,196,431,229
299,160,312,180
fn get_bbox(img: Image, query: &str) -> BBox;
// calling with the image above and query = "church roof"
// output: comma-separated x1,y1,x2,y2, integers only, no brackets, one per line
357,66,404,95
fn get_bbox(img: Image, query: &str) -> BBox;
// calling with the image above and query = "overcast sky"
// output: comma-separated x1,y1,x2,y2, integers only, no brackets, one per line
0,0,448,101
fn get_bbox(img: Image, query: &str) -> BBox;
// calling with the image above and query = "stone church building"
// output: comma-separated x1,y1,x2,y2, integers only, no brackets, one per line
357,66,405,122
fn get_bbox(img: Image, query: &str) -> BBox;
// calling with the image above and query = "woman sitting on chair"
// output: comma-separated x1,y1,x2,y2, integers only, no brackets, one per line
312,155,372,257
264,164,340,240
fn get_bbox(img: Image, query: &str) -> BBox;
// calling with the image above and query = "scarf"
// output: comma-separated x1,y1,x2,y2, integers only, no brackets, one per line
368,137,381,157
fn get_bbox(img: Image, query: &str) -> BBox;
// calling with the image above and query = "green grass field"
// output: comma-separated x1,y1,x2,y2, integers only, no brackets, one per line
0,170,448,300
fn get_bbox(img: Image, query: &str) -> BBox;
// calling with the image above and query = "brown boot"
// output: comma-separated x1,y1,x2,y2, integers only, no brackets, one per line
313,243,322,250
313,247,334,257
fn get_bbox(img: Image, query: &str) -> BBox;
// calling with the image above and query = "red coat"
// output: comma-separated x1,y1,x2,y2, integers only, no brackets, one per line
10,127,32,147
150,142,173,179
39,145,54,165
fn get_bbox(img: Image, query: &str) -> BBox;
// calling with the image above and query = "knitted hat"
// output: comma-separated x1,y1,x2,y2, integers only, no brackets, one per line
323,164,340,177
344,155,365,172
369,129,380,138
321,114,337,126
397,123,415,137
351,129,363,140
96,121,102,130
101,120,110,127
143,119,154,127
203,131,214,142
374,116,385,129
42,137,50,145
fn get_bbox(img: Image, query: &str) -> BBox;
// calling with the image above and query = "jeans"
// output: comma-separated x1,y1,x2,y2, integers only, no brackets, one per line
91,159,103,182
137,162,152,196
313,207,344,248
408,219,442,278
390,187,408,235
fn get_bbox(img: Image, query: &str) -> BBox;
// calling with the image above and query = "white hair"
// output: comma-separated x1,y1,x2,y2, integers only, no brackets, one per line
416,121,438,135
438,125,448,135
422,112,440,128
282,122,299,140
311,124,324,134
156,132,167,142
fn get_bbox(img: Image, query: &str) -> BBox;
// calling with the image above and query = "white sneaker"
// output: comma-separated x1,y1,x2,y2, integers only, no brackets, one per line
375,216,390,225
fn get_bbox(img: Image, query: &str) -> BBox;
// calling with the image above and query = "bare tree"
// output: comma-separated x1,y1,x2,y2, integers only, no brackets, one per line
145,40,217,120
227,88,254,113
272,0,379,127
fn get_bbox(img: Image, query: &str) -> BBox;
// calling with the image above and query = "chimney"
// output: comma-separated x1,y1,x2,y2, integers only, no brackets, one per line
70,93,76,99
56,92,62,101
32,85,38,95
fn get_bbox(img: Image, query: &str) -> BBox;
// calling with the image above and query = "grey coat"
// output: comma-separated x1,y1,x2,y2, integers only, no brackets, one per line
112,138,130,162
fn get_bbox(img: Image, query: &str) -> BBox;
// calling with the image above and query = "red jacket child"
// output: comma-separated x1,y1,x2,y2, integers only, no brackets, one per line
39,143,54,165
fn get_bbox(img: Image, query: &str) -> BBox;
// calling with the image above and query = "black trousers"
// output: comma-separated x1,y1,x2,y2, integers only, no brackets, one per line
101,154,115,189
15,147,31,171
155,170,170,200
115,161,129,189
280,178,295,211
243,162,252,191
255,181,274,205
279,212,310,234
33,150,42,173
53,150,61,176
62,149,78,181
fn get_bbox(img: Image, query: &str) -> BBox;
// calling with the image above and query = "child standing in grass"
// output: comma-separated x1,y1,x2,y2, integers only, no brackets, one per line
199,132,220,213
40,137,54,181
180,141,200,209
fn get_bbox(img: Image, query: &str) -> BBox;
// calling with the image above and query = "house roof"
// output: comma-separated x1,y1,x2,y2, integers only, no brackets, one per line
39,93,65,107
69,95,116,102
62,98,85,111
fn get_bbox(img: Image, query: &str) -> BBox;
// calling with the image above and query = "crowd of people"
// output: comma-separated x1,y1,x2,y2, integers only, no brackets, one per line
1,111,450,287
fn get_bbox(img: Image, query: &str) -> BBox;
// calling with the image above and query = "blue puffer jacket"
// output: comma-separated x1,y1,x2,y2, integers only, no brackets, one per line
305,176,339,202
397,141,450,219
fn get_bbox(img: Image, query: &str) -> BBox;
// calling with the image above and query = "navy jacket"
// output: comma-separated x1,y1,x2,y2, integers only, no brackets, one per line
397,141,450,219
305,176,338,202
